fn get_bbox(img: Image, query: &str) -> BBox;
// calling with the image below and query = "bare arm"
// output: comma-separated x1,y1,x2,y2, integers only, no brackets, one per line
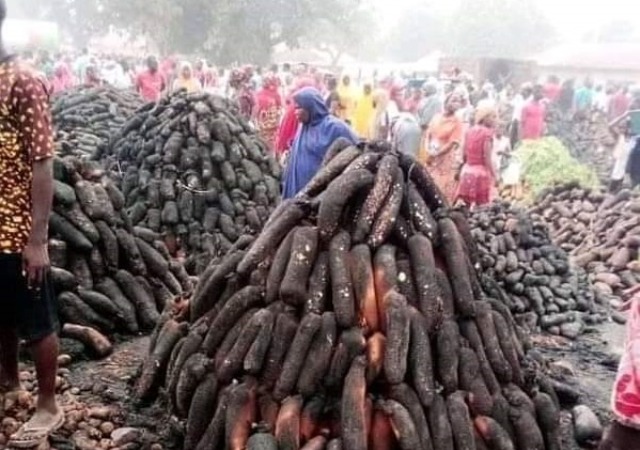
439,119,463,156
29,159,54,245
135,74,142,94
484,137,497,181
609,112,629,134
162,75,168,94
440,141,460,155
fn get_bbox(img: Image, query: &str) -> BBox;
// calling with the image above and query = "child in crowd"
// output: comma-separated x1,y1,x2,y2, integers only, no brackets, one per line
608,111,640,192
493,123,512,182
494,123,522,199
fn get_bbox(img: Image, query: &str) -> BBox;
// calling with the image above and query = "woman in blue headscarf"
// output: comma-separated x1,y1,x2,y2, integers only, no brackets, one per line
282,87,358,199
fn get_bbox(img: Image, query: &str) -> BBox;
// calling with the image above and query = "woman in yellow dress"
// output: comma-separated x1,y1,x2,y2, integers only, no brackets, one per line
337,75,358,124
353,83,374,139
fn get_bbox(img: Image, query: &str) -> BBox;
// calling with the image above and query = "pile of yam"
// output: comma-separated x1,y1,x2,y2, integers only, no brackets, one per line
469,201,605,339
52,86,143,159
545,106,613,184
136,143,570,450
50,156,193,357
531,183,640,305
107,90,281,274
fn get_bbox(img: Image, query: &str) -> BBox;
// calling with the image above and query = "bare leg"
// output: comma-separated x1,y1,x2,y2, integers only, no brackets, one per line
8,333,62,446
598,425,612,450
30,333,60,414
0,327,20,390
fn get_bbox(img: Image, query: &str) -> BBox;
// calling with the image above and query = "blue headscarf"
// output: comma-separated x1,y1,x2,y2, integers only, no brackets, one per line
282,87,357,199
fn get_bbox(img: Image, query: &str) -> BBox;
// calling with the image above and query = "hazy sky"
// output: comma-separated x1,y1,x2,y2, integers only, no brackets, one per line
5,0,639,45
373,0,638,40
537,0,638,33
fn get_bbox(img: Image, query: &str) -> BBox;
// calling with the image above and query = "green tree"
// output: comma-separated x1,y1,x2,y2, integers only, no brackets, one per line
384,5,446,63
208,0,372,65
23,0,373,65
447,0,556,58
139,0,369,65
102,0,189,53
304,4,379,65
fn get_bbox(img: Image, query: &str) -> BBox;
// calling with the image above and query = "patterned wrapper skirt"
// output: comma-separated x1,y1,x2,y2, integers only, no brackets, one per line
456,164,494,206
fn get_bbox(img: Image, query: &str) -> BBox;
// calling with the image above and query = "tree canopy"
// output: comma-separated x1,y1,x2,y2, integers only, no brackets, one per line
7,0,373,65
7,0,561,64
446,0,556,58
383,6,446,63
379,0,557,63
304,5,379,65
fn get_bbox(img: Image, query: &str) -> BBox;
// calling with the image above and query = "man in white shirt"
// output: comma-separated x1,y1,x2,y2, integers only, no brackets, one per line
594,85,609,113
510,83,533,148
73,48,91,85
102,59,131,89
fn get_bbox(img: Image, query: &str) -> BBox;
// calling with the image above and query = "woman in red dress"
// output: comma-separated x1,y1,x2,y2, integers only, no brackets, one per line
456,106,498,207
254,74,283,151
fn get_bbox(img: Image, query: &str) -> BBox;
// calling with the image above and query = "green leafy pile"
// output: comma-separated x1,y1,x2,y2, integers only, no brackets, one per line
515,137,600,198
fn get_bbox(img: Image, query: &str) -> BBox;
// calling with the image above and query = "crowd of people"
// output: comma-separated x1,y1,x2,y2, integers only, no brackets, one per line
27,48,640,208
279,73,640,208
32,50,225,98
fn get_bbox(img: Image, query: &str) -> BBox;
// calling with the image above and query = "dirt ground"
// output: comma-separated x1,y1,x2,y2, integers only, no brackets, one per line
536,320,626,450
34,336,180,450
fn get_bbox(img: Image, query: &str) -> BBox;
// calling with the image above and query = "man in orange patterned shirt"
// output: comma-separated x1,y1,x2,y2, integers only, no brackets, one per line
0,1,62,447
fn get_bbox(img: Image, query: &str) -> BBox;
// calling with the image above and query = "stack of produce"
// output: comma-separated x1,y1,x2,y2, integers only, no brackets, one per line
499,183,532,205
545,106,613,184
108,91,281,274
52,86,143,159
530,183,640,302
470,201,604,339
513,137,600,202
136,145,569,450
50,156,193,356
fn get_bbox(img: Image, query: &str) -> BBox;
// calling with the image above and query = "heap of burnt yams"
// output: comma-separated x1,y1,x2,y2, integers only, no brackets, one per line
48,89,282,356
49,155,193,356
137,142,563,450
107,90,281,274
470,201,604,339
52,85,144,159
